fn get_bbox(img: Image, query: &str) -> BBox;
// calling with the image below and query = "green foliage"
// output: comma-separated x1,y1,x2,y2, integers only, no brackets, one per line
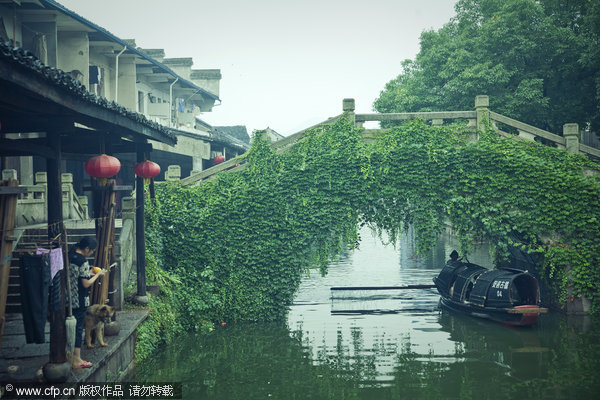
135,294,182,363
369,120,600,310
146,118,368,324
374,0,600,134
145,116,600,335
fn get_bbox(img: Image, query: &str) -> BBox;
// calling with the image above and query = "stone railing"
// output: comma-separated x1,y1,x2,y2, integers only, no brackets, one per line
1,169,88,227
489,111,600,159
177,95,598,187
178,115,343,187
350,95,600,160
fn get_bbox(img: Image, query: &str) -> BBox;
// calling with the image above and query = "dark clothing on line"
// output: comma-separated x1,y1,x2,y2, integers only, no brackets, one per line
19,253,50,344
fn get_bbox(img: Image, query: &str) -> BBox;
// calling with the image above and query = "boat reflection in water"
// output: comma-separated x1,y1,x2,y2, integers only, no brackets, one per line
437,309,549,380
434,251,548,326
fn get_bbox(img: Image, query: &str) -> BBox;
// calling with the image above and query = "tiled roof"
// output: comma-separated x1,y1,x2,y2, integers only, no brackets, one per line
213,126,251,144
0,41,176,143
211,126,251,150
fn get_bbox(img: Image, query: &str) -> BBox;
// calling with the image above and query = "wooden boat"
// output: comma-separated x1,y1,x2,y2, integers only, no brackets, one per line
433,254,548,326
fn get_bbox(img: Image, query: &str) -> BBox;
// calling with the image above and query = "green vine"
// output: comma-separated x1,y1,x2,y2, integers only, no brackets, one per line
142,115,600,339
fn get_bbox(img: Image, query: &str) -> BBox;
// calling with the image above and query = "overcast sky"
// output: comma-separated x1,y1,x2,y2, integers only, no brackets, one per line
58,0,457,136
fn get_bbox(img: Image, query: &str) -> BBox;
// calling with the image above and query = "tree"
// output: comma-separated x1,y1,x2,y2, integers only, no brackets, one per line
374,0,600,135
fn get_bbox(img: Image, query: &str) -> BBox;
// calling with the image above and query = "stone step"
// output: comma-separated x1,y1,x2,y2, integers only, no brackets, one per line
0,310,149,385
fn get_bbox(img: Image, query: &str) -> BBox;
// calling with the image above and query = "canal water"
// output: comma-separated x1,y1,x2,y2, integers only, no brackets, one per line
136,228,600,399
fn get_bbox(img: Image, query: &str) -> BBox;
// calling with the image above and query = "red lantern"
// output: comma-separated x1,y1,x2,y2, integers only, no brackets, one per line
84,154,121,185
213,155,225,165
134,160,161,184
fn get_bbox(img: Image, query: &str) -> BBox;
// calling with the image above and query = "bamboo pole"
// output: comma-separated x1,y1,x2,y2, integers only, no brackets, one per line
92,179,115,305
100,187,116,304
92,181,108,304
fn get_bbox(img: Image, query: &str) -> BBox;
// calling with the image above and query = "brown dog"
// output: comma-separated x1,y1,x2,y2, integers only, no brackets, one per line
84,304,115,348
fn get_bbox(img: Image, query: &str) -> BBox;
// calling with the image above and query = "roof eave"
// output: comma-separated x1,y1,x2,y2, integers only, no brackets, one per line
40,0,221,102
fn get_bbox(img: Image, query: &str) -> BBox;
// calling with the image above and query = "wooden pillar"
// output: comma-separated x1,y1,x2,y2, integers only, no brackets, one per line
43,131,71,381
134,145,148,304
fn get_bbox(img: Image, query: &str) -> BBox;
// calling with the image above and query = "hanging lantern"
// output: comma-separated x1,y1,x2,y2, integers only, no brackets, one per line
134,160,161,184
213,155,225,165
84,154,121,186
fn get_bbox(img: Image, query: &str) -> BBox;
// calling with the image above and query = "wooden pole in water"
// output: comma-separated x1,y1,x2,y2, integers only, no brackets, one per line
330,284,437,291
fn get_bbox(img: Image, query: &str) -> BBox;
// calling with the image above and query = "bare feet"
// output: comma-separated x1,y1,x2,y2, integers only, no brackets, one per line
72,360,92,369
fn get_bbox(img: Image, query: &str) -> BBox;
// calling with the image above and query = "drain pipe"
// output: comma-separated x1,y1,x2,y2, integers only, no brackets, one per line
169,77,179,128
114,46,127,104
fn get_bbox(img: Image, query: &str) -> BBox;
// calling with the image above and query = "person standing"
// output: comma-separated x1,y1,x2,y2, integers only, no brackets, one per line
68,237,104,369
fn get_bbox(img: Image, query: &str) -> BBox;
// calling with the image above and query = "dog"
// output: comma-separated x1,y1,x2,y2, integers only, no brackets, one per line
84,304,115,348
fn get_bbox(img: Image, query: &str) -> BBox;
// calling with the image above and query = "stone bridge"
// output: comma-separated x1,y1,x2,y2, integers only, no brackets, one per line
180,95,600,187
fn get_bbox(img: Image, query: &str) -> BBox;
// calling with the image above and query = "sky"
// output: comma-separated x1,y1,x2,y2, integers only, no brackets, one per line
58,0,457,136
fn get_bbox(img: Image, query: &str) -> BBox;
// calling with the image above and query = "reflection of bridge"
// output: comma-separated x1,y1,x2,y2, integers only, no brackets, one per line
181,95,600,186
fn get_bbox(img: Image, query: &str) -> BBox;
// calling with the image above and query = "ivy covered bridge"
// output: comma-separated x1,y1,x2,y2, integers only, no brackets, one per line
144,95,600,335
181,95,600,186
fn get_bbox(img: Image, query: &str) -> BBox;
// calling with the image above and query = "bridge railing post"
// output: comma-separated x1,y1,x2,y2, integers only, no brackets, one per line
474,95,491,142
563,123,580,154
343,98,356,127
166,165,181,181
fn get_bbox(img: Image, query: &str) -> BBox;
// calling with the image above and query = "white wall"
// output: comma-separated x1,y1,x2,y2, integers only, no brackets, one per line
150,135,210,159
191,69,221,97
116,55,137,110
0,8,22,47
137,80,172,125
57,31,89,87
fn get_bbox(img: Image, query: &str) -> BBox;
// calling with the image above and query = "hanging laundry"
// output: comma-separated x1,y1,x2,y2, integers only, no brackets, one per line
89,65,100,84
36,247,64,280
19,254,51,344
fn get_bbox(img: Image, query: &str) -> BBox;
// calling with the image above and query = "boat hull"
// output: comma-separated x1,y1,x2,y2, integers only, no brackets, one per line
439,297,545,326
